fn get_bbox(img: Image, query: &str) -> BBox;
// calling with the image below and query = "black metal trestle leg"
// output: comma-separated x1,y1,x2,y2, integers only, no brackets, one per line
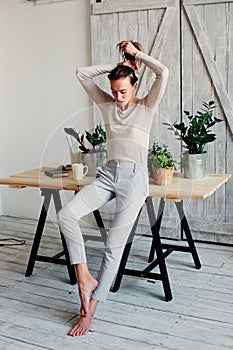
175,201,201,269
25,189,77,285
148,198,165,263
148,199,201,270
146,197,172,302
111,209,142,293
25,189,52,278
111,199,172,302
52,190,77,284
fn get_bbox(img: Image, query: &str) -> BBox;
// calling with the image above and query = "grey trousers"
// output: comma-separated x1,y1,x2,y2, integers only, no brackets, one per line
57,161,149,302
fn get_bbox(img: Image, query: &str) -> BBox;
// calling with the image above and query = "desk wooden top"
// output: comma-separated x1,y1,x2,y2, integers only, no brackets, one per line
0,168,231,201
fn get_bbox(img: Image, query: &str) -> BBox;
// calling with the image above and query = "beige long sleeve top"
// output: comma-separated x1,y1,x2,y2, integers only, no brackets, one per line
76,52,169,168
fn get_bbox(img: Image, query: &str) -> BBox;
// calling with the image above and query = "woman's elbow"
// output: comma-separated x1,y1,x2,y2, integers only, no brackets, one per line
76,67,82,81
162,66,169,79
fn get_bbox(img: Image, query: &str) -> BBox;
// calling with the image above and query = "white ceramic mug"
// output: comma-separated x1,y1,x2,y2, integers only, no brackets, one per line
72,163,88,181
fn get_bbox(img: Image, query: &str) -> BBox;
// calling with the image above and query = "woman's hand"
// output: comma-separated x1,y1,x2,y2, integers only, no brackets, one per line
120,41,139,57
118,41,140,72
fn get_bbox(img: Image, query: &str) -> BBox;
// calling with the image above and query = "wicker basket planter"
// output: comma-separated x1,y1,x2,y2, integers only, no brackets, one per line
153,167,174,186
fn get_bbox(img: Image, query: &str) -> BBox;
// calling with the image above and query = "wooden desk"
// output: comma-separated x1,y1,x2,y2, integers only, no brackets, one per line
0,168,230,199
0,169,231,301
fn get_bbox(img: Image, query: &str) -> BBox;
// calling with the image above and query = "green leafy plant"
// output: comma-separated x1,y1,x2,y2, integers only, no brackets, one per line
64,124,106,153
164,101,223,154
148,142,177,169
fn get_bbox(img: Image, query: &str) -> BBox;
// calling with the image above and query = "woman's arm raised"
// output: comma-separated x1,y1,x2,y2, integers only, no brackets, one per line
76,64,116,105
135,51,169,111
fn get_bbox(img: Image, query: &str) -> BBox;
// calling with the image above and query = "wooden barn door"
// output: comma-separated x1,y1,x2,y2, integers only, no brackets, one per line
90,0,233,243
182,0,233,243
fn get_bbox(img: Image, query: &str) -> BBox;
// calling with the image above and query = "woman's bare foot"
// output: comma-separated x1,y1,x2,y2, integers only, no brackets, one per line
68,298,99,337
75,263,98,317
78,276,98,317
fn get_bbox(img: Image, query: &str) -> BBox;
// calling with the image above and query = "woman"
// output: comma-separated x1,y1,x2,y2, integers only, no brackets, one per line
58,41,169,336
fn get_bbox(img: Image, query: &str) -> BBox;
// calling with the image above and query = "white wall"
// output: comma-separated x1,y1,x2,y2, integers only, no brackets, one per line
0,0,93,219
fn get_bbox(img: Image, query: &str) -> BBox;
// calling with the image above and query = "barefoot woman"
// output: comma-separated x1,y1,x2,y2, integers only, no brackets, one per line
58,41,168,336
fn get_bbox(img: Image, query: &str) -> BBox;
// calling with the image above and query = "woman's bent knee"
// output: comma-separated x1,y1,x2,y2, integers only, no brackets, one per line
57,205,77,227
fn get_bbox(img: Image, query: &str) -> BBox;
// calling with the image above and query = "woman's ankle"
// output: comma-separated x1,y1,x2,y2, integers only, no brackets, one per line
89,298,99,316
75,263,91,281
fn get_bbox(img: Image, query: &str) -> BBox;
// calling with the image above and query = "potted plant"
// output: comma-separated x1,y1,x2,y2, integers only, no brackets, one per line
164,101,222,179
64,124,107,176
148,142,177,185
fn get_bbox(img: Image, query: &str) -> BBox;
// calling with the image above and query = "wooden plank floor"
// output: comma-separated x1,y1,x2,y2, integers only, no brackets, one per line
0,215,232,350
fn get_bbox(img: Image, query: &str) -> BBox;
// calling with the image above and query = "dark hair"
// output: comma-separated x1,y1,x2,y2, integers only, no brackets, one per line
108,65,138,85
117,41,144,62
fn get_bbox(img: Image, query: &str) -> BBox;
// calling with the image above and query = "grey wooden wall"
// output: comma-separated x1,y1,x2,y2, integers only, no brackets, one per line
89,0,233,243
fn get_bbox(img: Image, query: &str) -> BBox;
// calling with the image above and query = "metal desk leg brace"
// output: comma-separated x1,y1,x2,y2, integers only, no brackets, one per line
25,188,77,284
111,198,173,302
